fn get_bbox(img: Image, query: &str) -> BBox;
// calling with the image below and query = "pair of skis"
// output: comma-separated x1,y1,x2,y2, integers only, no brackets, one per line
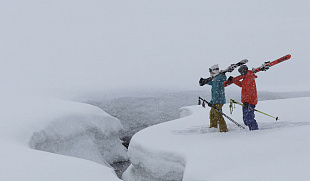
223,54,291,87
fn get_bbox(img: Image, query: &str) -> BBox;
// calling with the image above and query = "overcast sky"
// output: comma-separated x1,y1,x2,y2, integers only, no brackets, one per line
1,0,309,97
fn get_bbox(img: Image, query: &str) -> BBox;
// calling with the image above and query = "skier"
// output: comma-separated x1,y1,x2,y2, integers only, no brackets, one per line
203,64,228,132
224,65,259,130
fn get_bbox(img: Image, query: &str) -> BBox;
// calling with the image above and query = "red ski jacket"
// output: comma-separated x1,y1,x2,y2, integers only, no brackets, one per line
224,70,258,105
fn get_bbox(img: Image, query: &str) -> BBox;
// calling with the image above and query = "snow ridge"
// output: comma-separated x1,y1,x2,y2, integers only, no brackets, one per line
29,104,128,167
124,141,185,181
122,107,195,181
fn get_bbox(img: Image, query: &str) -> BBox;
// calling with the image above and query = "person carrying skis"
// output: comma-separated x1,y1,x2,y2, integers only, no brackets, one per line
204,64,228,132
224,65,259,130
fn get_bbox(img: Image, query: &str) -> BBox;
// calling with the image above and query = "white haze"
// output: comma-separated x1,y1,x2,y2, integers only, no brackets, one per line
1,0,310,98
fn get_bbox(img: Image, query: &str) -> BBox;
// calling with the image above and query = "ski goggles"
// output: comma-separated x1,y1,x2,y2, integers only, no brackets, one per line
209,68,219,72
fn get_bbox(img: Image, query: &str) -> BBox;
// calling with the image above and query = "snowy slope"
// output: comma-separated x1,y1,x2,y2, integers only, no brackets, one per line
123,97,310,181
0,93,126,181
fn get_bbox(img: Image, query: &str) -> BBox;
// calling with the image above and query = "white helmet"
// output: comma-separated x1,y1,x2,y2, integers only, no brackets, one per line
209,64,219,77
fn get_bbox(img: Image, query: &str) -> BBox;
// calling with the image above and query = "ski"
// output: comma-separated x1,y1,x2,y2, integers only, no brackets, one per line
223,54,292,87
252,54,291,73
198,97,245,129
199,59,248,86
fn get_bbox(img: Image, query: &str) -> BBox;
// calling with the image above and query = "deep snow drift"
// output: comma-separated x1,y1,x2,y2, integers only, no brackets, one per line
0,94,126,181
28,100,128,166
123,97,310,181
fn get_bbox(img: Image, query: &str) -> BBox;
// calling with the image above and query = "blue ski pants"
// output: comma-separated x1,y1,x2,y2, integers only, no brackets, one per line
242,104,259,131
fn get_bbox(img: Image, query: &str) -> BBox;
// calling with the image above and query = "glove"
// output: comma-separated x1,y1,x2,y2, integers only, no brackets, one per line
199,77,212,86
227,76,233,81
199,78,204,86
243,102,249,109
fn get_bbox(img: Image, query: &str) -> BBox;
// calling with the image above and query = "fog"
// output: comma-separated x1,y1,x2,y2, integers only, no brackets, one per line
1,0,309,98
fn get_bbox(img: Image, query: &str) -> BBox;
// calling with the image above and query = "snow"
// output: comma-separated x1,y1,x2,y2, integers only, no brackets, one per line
1,142,118,181
123,97,310,181
1,0,310,180
0,93,126,181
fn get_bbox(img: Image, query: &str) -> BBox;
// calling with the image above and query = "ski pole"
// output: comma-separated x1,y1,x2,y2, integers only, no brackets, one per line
198,97,245,129
230,99,279,121
229,99,235,114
